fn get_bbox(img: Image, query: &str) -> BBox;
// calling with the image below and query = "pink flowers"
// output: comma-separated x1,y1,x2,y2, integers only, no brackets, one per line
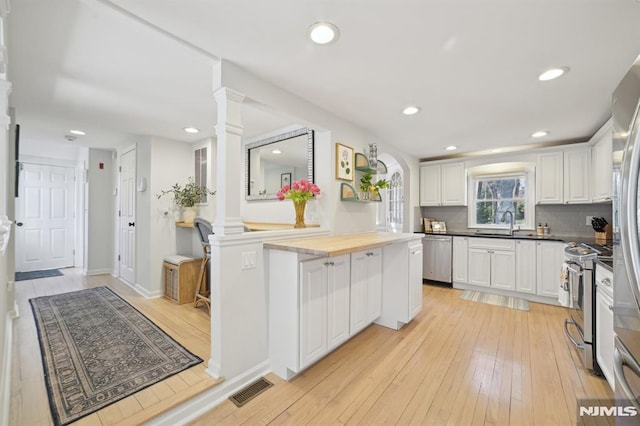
277,179,320,202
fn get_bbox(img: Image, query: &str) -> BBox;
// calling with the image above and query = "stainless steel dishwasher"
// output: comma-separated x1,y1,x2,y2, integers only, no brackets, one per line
422,234,452,283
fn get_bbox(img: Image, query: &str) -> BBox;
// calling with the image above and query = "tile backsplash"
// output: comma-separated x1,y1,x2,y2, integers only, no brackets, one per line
421,203,613,238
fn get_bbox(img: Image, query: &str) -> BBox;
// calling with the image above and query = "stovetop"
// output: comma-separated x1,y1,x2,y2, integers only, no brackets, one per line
565,241,613,262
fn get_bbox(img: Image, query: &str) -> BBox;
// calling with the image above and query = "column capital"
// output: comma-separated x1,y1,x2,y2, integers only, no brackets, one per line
215,122,244,137
213,87,246,104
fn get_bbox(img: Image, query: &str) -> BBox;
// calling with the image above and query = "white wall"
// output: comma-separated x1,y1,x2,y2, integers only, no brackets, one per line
134,137,193,296
86,148,115,274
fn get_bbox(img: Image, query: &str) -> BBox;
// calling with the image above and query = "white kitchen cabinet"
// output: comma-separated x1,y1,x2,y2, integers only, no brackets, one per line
452,236,469,283
419,164,440,206
350,248,382,335
536,151,564,204
300,255,351,368
564,148,592,204
491,250,516,291
536,241,564,298
515,240,537,294
419,162,466,206
467,238,515,290
468,248,491,287
377,240,423,330
591,119,613,203
596,265,615,390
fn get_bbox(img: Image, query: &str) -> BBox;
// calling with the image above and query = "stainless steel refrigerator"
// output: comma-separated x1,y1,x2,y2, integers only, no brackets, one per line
613,53,640,414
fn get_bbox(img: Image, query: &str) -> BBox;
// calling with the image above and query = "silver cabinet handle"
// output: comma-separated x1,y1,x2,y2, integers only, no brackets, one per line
614,340,640,410
609,305,613,310
601,278,612,287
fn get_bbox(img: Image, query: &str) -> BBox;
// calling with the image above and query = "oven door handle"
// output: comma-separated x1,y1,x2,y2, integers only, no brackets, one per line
614,340,640,411
564,318,584,349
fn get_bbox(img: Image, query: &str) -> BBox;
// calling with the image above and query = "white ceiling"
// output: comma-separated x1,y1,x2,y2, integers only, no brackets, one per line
8,0,640,159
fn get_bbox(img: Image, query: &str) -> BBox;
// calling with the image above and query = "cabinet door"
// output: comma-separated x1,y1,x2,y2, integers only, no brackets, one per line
536,241,564,298
441,162,467,206
515,240,536,294
591,133,613,202
564,148,592,204
491,250,515,291
350,251,369,335
452,237,469,283
328,255,351,350
596,287,615,390
366,248,383,323
300,258,328,369
468,249,491,287
536,152,564,204
419,165,441,206
408,242,423,319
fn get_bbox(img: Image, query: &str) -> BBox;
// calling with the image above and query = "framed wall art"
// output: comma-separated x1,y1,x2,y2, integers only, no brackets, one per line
335,142,354,181
281,172,292,188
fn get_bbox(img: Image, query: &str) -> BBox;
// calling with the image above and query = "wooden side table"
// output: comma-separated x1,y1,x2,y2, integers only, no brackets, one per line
163,255,202,304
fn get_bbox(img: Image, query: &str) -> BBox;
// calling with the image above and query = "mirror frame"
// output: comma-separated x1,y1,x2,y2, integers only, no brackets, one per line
245,127,315,201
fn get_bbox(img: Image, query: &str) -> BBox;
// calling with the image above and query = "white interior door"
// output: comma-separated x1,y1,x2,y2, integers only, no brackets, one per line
15,163,75,272
119,148,136,284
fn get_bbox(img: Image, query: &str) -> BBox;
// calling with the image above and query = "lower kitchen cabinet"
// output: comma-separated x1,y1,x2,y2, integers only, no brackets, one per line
467,238,515,290
515,240,536,294
596,265,615,390
300,255,350,369
350,248,382,335
536,241,564,298
452,236,469,283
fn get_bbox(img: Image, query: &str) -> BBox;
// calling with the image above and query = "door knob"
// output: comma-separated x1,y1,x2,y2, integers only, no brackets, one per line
128,222,135,227
16,222,23,227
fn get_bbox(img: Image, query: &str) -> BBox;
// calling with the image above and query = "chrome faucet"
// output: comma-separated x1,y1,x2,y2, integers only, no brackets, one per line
500,210,514,236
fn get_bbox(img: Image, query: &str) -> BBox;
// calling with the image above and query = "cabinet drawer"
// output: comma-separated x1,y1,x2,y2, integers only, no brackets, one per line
596,264,613,299
467,237,515,251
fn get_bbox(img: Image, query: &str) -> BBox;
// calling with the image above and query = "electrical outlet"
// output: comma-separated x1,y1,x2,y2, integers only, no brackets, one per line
586,216,594,226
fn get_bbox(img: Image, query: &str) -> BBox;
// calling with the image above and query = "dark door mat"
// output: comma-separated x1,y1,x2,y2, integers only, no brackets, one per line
15,269,63,281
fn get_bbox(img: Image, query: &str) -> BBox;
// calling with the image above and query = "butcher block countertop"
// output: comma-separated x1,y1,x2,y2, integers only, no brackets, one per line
264,232,422,257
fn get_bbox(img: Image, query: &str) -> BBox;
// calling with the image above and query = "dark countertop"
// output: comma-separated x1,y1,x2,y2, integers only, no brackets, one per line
416,230,611,245
595,258,614,272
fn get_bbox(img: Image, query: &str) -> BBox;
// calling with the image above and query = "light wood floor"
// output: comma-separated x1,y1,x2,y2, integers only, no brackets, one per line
193,283,614,426
9,269,221,426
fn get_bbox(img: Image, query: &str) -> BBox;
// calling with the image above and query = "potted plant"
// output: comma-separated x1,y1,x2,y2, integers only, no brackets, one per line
359,173,388,200
156,177,215,223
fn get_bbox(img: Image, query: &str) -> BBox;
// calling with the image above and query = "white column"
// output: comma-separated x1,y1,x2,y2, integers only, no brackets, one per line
212,87,245,235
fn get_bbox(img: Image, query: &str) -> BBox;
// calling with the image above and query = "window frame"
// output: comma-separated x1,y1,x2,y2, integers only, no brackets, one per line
467,167,535,230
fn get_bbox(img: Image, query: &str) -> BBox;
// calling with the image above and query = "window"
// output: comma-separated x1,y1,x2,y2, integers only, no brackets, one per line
468,164,534,230
387,171,403,232
194,147,208,203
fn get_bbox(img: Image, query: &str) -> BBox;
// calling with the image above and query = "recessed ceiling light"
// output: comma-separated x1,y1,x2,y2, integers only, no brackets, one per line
532,130,549,138
538,67,569,81
69,129,86,136
308,22,340,45
272,149,282,154
402,106,421,115
446,146,457,151
183,127,200,134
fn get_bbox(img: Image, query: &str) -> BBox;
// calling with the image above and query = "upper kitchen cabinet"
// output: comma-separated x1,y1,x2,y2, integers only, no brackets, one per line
590,119,613,203
563,148,592,204
419,162,466,206
536,147,591,204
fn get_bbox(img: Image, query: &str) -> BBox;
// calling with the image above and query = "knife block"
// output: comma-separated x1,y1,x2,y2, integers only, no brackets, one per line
595,224,612,242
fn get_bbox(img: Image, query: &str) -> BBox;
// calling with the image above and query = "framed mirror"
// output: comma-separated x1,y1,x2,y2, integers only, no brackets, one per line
245,127,314,200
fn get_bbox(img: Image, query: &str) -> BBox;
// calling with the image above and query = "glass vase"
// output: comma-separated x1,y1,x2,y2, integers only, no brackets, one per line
293,200,307,228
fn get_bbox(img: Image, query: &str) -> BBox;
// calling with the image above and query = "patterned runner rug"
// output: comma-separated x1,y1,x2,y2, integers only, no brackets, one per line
30,286,203,426
460,290,530,311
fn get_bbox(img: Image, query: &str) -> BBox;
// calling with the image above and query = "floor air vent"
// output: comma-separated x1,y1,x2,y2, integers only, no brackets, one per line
229,377,274,407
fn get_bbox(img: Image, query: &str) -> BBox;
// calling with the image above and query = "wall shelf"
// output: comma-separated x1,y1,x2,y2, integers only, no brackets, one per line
340,183,382,202
354,153,387,174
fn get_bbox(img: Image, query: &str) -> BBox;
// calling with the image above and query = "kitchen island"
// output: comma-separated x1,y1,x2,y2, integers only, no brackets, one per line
265,232,423,380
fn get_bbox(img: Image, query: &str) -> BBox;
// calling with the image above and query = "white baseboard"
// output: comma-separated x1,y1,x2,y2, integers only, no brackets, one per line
85,268,113,276
147,360,271,426
117,277,163,299
1,313,14,426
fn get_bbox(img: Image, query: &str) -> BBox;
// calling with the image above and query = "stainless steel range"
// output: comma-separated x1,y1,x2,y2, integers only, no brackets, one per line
563,242,610,375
